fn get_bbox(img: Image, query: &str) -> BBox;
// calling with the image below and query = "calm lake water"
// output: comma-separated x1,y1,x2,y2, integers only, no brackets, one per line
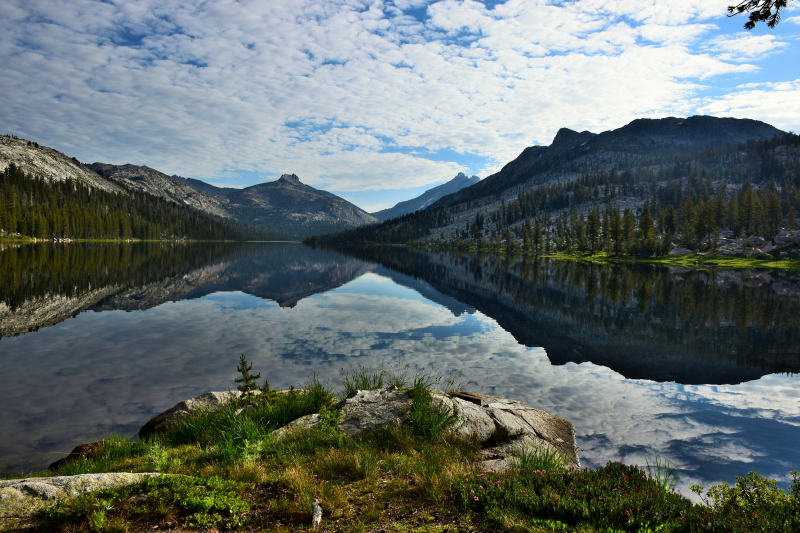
1,242,799,498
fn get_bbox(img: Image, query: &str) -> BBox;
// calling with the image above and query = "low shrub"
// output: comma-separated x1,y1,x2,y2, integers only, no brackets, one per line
455,461,692,531
686,470,800,532
39,475,250,531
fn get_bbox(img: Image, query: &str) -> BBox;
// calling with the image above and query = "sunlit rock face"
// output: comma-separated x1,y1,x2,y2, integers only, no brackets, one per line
0,136,123,193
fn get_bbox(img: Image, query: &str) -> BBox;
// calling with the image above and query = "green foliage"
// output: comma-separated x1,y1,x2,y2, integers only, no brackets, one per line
456,462,692,531
407,373,456,441
513,445,570,473
340,365,390,396
234,353,261,396
39,475,249,531
646,456,679,492
688,470,800,532
157,374,337,459
0,163,276,241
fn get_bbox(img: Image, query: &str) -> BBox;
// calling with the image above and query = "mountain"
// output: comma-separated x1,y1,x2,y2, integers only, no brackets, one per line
175,176,237,195
313,115,793,248
219,173,378,237
1,136,123,193
372,172,480,221
432,116,785,209
91,163,378,238
90,163,229,218
1,140,277,241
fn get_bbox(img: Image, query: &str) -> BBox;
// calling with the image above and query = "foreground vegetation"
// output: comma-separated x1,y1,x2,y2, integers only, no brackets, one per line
6,365,799,532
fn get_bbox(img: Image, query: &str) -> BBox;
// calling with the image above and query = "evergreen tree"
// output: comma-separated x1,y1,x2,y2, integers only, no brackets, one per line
234,354,261,397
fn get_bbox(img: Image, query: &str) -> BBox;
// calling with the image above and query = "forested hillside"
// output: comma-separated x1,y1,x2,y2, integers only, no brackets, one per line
0,164,279,241
313,120,800,257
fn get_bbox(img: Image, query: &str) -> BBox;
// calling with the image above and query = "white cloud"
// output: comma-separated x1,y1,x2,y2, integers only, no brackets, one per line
703,34,789,61
696,79,800,132
0,0,795,194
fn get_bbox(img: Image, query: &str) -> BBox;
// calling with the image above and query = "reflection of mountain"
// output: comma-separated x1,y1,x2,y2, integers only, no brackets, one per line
334,247,800,384
0,243,373,336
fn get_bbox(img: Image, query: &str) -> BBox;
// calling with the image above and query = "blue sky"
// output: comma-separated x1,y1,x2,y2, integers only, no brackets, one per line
1,0,798,212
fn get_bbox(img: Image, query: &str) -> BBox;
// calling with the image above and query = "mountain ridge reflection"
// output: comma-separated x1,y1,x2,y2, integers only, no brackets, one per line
2,243,799,385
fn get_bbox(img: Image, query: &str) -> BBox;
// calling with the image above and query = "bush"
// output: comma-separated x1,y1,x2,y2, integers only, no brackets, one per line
687,470,800,532
39,475,249,531
455,462,692,531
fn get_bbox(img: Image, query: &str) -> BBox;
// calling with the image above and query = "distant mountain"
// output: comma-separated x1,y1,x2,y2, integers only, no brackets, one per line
219,173,378,237
314,115,792,246
90,164,378,238
433,115,785,209
372,172,480,221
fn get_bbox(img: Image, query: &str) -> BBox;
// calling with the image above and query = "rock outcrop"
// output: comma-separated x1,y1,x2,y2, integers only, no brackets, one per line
270,387,580,471
0,135,123,193
336,387,414,436
138,386,580,471
0,473,159,525
138,391,245,440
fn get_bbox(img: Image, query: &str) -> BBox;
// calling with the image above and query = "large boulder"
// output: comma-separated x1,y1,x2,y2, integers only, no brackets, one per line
269,387,581,470
336,386,413,437
0,473,159,525
139,391,244,439
451,392,580,470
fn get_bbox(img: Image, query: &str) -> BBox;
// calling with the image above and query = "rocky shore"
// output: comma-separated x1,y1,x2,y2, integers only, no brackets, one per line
1,386,580,526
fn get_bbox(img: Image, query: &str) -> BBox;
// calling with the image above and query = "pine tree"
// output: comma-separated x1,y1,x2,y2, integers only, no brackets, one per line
234,354,261,397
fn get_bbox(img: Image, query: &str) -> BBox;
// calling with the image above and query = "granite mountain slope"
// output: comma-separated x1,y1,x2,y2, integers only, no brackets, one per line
432,115,784,210
92,163,378,238
89,163,229,218
0,136,123,194
315,115,788,245
372,172,480,220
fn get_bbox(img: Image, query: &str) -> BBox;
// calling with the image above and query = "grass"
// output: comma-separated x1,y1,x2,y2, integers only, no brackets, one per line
404,241,800,271
8,366,800,533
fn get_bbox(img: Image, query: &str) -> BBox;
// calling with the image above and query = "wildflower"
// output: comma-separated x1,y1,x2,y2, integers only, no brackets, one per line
474,496,479,501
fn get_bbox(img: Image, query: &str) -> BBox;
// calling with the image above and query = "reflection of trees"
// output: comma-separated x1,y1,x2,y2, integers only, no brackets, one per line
333,246,800,379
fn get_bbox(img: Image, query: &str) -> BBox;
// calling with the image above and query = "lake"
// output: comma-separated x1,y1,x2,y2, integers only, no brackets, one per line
1,242,798,498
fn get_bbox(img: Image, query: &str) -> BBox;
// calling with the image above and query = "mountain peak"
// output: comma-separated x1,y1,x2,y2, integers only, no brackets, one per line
279,173,302,184
551,128,596,150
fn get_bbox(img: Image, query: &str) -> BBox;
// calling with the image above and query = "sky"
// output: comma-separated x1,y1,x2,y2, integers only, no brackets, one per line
1,0,799,212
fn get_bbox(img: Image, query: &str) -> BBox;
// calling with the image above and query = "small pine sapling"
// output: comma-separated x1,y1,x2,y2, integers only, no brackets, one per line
234,354,261,400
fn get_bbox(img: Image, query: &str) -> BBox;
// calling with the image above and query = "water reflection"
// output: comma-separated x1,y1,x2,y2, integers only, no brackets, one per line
0,243,798,498
335,247,800,384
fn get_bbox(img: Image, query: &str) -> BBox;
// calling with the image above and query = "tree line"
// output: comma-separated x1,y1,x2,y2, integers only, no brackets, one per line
0,164,278,241
313,133,800,256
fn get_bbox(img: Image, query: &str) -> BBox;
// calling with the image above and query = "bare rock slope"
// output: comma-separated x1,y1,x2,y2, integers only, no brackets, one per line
0,136,122,193
89,163,229,218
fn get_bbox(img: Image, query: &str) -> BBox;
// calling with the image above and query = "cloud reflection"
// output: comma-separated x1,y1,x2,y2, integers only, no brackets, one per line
1,270,797,499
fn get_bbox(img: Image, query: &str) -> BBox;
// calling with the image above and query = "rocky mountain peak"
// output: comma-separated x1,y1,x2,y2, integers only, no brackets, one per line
551,128,596,151
279,173,301,184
